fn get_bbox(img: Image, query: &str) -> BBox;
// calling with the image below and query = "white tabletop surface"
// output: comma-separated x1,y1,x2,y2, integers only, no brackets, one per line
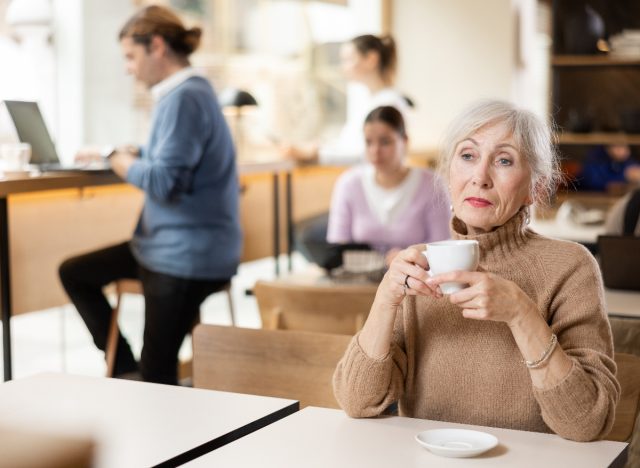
0,373,297,468
184,406,627,468
529,218,605,244
606,288,640,318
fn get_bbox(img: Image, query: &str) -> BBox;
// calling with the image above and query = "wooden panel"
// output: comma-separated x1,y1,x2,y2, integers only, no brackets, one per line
239,165,345,262
6,164,344,312
553,55,640,67
254,279,376,335
557,132,640,145
607,353,640,441
9,185,143,315
193,324,352,409
290,166,345,221
239,172,276,262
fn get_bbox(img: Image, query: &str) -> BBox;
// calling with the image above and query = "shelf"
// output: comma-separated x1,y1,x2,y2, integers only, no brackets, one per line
557,132,640,145
552,55,640,67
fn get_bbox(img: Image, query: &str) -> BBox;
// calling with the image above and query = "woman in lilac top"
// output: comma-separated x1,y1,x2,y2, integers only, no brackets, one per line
327,106,451,261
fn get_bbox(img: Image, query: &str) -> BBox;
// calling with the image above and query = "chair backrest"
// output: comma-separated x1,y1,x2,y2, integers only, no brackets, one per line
0,427,93,468
253,280,376,334
608,352,640,442
192,324,352,408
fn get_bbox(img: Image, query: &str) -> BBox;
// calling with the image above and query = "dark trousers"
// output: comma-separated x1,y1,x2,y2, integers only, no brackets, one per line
59,242,228,385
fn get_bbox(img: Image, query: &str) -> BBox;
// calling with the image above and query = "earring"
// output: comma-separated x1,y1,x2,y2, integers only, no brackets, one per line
450,204,454,213
523,206,531,225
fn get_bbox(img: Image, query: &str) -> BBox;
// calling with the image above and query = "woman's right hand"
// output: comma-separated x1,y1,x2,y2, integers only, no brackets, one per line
377,245,442,307
359,245,441,359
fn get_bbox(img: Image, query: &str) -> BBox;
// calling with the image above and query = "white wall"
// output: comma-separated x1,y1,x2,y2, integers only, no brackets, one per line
53,0,135,162
393,0,517,151
83,0,136,147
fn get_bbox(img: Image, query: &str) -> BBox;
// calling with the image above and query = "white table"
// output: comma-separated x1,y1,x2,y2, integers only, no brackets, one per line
0,373,298,467
529,218,605,245
606,288,640,318
184,406,628,468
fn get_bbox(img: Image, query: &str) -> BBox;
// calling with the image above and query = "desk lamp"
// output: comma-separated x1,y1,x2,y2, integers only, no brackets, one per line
219,88,258,160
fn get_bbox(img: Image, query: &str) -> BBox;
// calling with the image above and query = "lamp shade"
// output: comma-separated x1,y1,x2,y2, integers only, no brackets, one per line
218,88,258,108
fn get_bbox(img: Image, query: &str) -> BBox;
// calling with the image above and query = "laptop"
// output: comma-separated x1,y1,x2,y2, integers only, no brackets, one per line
597,235,640,291
3,100,111,172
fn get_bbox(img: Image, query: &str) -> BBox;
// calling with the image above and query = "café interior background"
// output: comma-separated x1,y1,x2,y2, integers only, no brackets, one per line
0,0,549,165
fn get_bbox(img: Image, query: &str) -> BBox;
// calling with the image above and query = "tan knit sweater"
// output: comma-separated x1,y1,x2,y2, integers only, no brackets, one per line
333,209,620,442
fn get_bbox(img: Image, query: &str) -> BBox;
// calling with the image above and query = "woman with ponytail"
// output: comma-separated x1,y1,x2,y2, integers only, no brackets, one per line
285,34,410,165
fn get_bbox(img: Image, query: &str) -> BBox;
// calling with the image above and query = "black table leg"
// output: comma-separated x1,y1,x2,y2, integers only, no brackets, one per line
286,171,293,272
273,173,280,277
0,197,12,381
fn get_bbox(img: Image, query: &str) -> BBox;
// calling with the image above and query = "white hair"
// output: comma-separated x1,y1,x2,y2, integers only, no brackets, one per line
437,99,562,206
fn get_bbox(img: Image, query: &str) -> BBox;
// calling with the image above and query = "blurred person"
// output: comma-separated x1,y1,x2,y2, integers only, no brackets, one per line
284,34,410,165
327,106,450,265
59,5,241,385
291,34,411,262
333,99,619,442
604,187,640,236
578,144,640,192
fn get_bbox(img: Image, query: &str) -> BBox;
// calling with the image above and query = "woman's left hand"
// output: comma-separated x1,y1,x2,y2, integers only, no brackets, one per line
426,270,536,327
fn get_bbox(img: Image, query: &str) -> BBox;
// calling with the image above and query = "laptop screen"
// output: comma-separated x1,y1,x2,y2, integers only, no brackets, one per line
4,100,60,165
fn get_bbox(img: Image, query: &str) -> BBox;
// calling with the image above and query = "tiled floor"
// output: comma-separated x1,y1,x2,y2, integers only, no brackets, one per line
1,253,310,379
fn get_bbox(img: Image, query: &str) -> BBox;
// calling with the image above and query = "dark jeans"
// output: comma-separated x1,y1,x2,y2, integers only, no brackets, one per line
59,242,229,385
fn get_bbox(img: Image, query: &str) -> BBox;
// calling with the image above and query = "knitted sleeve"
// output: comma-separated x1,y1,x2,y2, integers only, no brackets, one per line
533,244,619,441
333,307,408,417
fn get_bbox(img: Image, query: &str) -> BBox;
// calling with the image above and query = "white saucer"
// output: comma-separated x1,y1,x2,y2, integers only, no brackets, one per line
415,428,498,458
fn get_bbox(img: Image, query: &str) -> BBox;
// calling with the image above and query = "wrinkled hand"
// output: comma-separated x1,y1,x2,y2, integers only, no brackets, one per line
377,245,442,307
384,248,401,267
427,270,536,326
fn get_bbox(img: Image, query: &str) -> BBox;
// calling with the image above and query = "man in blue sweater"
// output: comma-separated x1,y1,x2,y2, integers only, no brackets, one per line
59,5,241,385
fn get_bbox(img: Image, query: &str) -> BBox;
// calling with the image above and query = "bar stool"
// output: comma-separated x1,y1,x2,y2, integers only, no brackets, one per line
105,278,235,377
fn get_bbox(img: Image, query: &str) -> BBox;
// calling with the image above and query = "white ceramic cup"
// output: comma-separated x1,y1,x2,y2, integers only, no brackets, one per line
423,240,480,294
0,143,31,171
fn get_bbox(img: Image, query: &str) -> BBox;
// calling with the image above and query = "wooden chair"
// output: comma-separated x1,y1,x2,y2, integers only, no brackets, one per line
105,278,235,377
607,352,640,442
192,324,352,408
0,427,94,468
253,280,376,334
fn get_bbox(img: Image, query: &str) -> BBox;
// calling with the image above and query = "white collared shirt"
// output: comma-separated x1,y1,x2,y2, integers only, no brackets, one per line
150,67,205,102
361,164,422,226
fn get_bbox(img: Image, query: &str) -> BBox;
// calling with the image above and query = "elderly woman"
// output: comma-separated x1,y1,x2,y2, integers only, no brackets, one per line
333,99,619,442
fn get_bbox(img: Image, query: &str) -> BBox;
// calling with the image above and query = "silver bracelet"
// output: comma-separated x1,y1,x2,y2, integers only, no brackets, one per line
524,333,558,369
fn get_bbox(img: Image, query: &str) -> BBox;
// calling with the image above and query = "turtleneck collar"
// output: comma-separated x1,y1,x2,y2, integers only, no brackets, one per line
451,207,532,261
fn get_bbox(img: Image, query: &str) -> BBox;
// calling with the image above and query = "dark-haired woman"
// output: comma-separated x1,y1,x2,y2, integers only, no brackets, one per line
327,106,450,264
60,5,241,385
